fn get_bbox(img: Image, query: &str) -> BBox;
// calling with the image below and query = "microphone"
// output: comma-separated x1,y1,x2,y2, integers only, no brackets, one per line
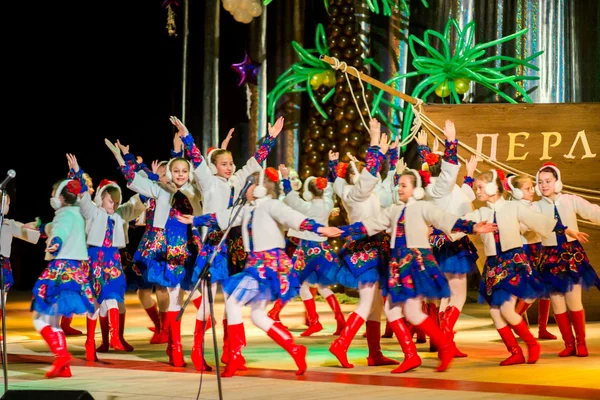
233,175,256,207
0,170,15,190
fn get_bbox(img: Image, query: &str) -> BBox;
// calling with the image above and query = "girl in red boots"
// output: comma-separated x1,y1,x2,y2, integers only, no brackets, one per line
506,174,557,340
327,119,398,369
32,177,95,378
278,166,345,336
469,169,558,366
67,154,146,361
180,116,282,371
534,163,600,357
106,125,203,368
178,167,342,377
338,168,496,373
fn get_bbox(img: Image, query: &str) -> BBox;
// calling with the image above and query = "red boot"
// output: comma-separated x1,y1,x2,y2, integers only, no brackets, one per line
389,318,421,373
440,306,467,357
221,319,229,364
554,312,576,357
497,326,525,366
267,322,307,375
427,303,439,352
96,316,109,352
167,311,186,367
267,299,284,322
60,316,83,336
365,321,398,366
85,317,98,361
192,294,203,310
108,308,125,351
413,316,454,372
222,323,247,377
325,294,346,336
570,309,588,357
510,318,540,364
382,320,394,338
144,304,161,335
301,298,323,337
118,311,134,352
191,319,213,371
151,311,169,344
537,299,557,340
40,327,72,379
329,313,364,368
514,299,532,316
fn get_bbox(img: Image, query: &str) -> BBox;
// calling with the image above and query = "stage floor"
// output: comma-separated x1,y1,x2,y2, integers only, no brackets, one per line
1,291,598,400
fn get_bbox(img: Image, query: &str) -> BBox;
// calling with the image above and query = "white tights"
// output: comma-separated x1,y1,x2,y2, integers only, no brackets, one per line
87,299,118,321
225,289,272,332
383,295,428,325
299,282,334,301
489,295,523,329
33,309,61,332
550,284,583,314
195,282,228,321
352,282,383,322
445,273,467,311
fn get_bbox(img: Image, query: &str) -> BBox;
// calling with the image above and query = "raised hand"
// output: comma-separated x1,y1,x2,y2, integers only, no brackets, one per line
105,138,125,166
566,229,590,244
176,214,194,225
116,139,130,155
221,128,235,149
268,116,285,138
136,156,143,164
151,160,160,174
432,137,440,154
170,116,189,138
397,158,407,174
465,155,478,177
443,119,456,142
328,150,339,161
66,153,80,172
278,164,290,180
369,118,381,146
390,137,400,151
379,133,391,155
473,221,498,234
317,226,344,237
415,130,428,146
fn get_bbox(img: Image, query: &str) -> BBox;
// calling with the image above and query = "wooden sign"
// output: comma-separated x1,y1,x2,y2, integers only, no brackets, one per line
422,103,600,313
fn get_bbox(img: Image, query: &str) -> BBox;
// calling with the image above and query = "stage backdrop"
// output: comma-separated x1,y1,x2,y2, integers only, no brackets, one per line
423,102,600,319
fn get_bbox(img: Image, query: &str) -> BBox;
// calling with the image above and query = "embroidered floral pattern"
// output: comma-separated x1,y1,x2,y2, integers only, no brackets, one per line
463,176,474,187
387,147,399,169
89,245,125,303
103,218,114,247
417,145,431,164
119,163,136,184
299,219,322,233
328,159,338,182
181,134,203,168
340,222,368,240
1,257,14,292
49,237,63,255
444,139,458,165
282,179,292,195
452,218,475,234
192,213,219,229
292,240,339,285
253,135,277,164
365,146,384,176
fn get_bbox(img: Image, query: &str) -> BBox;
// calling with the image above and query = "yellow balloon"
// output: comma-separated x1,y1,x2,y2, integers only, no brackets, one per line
310,72,324,89
454,78,471,95
322,70,336,87
435,80,450,98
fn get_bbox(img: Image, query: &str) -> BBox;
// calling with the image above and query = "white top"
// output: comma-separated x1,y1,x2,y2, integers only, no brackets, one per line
216,196,311,252
1,219,40,258
46,206,89,261
376,169,395,209
79,192,146,248
514,199,542,245
334,169,381,224
284,183,334,242
193,156,261,238
533,193,600,246
127,173,203,229
362,198,461,249
424,161,474,241
463,197,556,256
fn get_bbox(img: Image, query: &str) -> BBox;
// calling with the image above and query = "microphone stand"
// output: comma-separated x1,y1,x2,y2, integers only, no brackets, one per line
178,196,247,400
0,189,9,392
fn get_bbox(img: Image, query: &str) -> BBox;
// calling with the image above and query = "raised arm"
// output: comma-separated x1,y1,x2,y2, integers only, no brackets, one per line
171,116,203,169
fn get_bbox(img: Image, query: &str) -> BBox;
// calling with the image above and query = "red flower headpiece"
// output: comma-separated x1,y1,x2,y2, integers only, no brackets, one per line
336,162,348,179
65,180,82,195
424,153,440,166
265,167,279,183
207,146,217,155
98,179,116,190
496,169,506,182
315,177,328,190
418,170,431,187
